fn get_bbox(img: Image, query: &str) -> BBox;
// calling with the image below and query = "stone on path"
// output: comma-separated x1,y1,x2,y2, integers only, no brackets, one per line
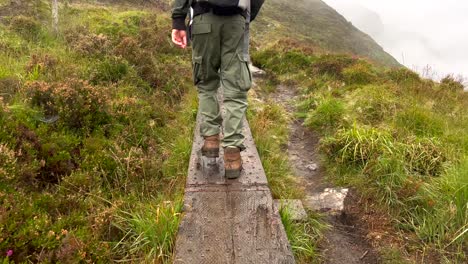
249,64,266,77
306,163,318,171
274,199,308,221
304,188,349,213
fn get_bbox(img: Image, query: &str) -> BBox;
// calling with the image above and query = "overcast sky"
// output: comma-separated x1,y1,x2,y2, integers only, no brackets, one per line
322,0,468,81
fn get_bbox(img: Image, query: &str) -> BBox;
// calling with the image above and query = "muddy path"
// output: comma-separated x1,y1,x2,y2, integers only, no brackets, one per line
269,84,381,264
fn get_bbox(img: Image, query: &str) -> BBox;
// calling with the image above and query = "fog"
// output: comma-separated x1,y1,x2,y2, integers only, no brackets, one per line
322,0,468,82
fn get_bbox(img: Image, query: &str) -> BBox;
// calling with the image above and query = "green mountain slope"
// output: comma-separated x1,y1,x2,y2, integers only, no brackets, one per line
1,0,465,263
252,0,400,67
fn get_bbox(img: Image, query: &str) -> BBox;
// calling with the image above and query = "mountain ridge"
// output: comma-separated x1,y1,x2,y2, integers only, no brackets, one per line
251,0,400,67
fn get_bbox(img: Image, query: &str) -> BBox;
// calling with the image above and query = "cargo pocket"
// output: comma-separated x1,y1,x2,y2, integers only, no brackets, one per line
237,53,252,91
191,23,211,85
192,56,203,85
191,23,211,36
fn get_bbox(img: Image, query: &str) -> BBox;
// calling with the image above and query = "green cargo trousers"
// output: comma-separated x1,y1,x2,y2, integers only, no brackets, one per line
191,12,252,150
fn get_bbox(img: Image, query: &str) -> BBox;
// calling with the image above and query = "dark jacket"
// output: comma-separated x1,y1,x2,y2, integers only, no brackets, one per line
172,0,265,30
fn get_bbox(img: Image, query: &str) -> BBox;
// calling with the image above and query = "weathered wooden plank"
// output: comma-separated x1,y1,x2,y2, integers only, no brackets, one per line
174,88,295,263
174,189,295,264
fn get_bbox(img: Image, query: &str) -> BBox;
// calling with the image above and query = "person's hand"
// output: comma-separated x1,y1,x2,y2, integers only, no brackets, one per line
172,29,187,49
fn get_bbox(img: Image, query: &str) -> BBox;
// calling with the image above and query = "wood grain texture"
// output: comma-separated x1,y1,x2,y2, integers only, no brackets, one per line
174,104,295,263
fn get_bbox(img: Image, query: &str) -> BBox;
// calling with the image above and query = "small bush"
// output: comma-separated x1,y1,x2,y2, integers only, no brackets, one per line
386,68,421,85
305,97,345,132
64,27,111,56
252,49,313,76
37,132,81,183
9,15,43,41
440,75,465,91
342,60,378,84
25,53,58,78
113,37,142,64
0,77,21,103
23,79,112,132
313,54,356,77
88,56,129,84
137,15,174,54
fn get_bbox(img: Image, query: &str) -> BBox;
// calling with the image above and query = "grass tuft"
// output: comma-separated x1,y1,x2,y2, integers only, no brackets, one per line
280,206,329,264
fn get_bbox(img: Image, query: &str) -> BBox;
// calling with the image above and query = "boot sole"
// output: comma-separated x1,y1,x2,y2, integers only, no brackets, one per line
225,169,242,179
201,148,219,158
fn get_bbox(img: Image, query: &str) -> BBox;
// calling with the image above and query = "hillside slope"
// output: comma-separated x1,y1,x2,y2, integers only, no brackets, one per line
1,0,465,263
251,0,400,67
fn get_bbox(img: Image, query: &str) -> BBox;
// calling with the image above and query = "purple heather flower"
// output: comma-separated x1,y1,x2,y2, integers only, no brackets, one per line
6,249,13,257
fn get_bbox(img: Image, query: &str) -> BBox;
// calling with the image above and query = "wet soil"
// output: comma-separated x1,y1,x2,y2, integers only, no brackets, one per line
269,84,381,264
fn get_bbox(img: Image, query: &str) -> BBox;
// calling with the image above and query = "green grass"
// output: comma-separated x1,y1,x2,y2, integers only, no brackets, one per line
280,206,329,264
247,83,329,261
0,1,195,263
247,100,300,199
253,40,468,262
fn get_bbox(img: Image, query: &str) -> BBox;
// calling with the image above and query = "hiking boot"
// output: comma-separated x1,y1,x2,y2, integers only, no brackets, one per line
201,134,220,158
224,146,242,179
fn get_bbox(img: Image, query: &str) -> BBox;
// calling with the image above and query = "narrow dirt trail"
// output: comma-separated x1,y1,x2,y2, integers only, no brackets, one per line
270,84,381,264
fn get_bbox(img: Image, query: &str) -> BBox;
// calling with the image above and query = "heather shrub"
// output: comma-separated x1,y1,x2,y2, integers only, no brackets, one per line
251,40,316,76
386,67,421,85
88,56,129,84
9,15,43,41
36,132,81,184
313,54,356,77
25,53,58,79
113,37,142,64
0,77,21,103
440,75,465,91
137,15,174,54
342,60,378,84
23,79,112,132
64,27,111,56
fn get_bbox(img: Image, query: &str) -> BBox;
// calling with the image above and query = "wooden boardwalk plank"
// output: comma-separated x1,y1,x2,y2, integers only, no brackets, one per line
174,91,295,263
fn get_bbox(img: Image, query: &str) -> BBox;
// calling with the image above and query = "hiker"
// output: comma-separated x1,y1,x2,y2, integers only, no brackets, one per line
171,0,264,179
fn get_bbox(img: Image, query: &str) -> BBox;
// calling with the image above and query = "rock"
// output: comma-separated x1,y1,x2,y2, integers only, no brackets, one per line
249,64,266,77
303,188,349,214
306,163,318,171
274,199,308,221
